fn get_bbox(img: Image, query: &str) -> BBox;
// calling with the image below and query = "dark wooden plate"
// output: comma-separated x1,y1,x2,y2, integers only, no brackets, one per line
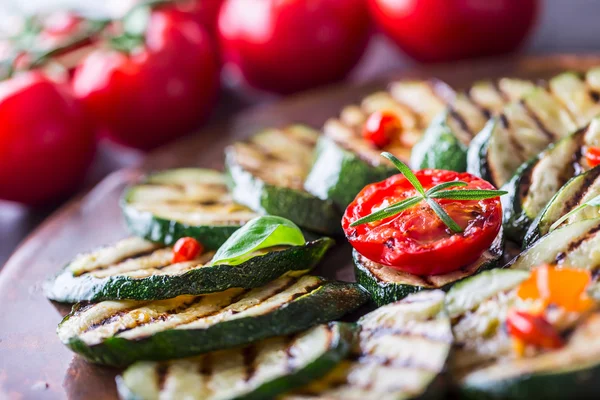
2,54,600,400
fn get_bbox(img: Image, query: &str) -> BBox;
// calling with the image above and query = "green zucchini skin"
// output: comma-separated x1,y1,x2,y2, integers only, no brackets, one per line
117,322,358,400
502,126,588,244
460,366,600,400
121,168,257,249
523,165,600,248
353,230,503,306
45,238,334,303
466,118,495,184
410,112,468,172
303,136,395,210
286,290,453,399
450,269,600,400
121,202,241,250
500,161,534,244
59,280,369,367
225,149,342,236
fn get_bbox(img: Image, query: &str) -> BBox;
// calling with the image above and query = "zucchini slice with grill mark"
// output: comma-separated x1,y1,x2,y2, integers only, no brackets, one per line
57,275,369,367
448,269,600,400
502,118,600,243
305,80,484,208
524,165,600,247
117,322,357,400
285,290,452,400
225,125,341,235
469,71,600,189
509,218,600,272
353,229,503,306
304,81,452,210
410,111,469,172
412,77,539,174
45,236,334,302
122,169,258,249
467,78,536,116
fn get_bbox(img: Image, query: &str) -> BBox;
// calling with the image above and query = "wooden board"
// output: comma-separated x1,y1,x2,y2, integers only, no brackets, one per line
1,54,600,400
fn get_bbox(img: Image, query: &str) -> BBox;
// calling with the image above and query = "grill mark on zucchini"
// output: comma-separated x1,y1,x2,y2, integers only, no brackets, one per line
65,276,328,346
565,224,600,253
448,107,473,136
520,98,557,140
287,290,451,399
156,364,169,391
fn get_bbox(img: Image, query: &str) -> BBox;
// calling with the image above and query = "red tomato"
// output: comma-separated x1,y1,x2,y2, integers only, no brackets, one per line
369,0,539,63
506,310,564,350
170,0,224,39
173,237,203,263
363,111,400,148
0,72,95,205
72,9,219,150
342,170,502,275
218,0,371,94
585,146,600,167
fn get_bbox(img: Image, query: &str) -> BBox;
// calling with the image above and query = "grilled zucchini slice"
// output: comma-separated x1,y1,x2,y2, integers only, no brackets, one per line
550,71,600,127
304,81,454,209
502,118,600,243
469,71,600,189
57,275,369,367
467,78,536,114
410,111,469,172
353,229,503,306
122,168,258,249
524,165,600,247
449,269,600,400
117,322,357,400
286,290,452,399
225,125,341,235
45,236,334,302
510,218,600,272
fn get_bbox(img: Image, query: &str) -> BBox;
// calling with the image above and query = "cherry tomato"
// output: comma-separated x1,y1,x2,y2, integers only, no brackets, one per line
342,170,502,275
72,8,219,150
517,264,594,312
173,237,204,263
218,0,371,94
0,71,95,205
170,0,224,39
506,310,564,350
363,111,401,148
585,146,600,167
369,0,539,63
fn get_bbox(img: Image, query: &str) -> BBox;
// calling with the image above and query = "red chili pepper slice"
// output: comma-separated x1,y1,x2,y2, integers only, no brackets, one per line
585,146,600,168
506,310,564,350
172,237,203,263
362,110,401,148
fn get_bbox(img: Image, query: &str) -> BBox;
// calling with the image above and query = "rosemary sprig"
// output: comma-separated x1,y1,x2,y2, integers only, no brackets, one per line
350,152,508,232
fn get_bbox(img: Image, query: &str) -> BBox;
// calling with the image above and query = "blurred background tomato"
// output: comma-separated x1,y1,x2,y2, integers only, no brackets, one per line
8,0,600,264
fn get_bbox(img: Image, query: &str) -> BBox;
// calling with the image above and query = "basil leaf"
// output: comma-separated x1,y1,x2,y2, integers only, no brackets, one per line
211,216,306,266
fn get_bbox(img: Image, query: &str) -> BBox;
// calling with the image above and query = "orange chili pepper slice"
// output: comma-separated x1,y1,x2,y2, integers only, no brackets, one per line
517,264,594,312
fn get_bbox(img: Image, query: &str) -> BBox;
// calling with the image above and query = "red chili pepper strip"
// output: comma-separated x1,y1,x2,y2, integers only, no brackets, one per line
172,237,203,263
362,110,401,148
506,310,564,350
585,146,600,168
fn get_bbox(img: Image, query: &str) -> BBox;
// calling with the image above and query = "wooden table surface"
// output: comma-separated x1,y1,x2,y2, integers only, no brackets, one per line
2,54,600,400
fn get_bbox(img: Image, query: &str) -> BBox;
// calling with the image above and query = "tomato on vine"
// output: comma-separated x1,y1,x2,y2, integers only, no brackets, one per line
72,5,220,150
